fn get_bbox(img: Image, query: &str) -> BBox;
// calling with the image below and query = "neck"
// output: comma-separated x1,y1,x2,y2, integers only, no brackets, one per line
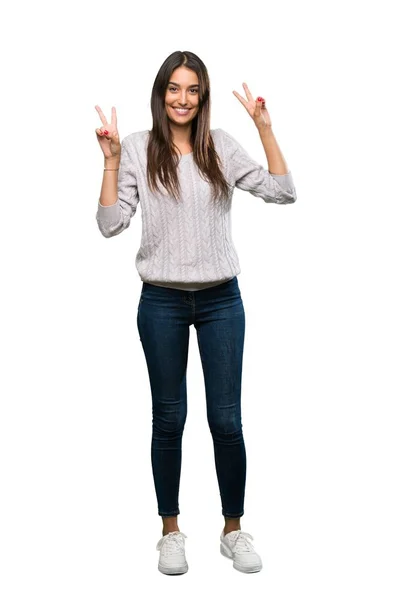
169,122,192,146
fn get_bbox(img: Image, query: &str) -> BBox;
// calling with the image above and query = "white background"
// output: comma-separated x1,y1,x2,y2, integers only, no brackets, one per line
1,0,399,597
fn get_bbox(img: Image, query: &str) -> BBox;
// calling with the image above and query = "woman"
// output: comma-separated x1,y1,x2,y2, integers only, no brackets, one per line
95,50,296,575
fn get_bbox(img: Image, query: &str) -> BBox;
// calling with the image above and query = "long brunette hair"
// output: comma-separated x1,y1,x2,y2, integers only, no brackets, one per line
146,50,231,202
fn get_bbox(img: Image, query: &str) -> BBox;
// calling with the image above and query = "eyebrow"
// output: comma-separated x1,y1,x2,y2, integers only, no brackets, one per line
168,81,199,87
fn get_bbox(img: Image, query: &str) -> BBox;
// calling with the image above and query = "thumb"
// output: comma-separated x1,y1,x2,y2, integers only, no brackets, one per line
106,130,119,142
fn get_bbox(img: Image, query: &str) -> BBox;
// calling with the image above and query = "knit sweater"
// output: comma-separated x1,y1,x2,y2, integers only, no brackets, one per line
96,128,297,291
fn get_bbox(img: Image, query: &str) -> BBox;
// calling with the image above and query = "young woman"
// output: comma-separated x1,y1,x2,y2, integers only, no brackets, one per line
95,50,296,575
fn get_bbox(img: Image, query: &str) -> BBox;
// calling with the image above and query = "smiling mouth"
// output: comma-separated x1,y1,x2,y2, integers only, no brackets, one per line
173,108,191,115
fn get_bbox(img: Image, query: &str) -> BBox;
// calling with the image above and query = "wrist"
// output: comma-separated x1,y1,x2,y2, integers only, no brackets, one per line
257,123,273,134
104,157,120,168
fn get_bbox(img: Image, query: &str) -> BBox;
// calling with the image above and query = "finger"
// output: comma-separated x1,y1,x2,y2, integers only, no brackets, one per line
242,82,254,103
103,129,118,140
257,96,266,108
232,90,248,107
111,106,117,128
95,128,104,136
95,105,107,126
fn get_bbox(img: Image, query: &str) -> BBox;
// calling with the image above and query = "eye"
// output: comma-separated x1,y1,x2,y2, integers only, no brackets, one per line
168,87,198,93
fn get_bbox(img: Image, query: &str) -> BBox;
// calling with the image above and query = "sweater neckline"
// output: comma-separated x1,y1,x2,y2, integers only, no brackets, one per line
179,152,193,161
145,131,193,161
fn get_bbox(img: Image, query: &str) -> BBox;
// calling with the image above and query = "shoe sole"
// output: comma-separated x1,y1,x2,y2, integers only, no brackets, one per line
220,543,263,573
158,562,188,575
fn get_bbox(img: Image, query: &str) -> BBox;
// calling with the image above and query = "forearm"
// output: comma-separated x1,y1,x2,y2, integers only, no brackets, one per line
99,157,120,207
258,125,289,175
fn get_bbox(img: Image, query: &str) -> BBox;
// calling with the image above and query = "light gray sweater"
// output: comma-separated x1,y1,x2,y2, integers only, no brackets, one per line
96,128,297,291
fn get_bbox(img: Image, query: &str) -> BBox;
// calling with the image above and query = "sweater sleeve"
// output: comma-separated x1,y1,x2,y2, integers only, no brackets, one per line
220,128,297,204
96,138,140,237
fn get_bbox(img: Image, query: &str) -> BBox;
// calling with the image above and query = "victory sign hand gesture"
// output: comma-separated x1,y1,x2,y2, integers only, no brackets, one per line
94,105,121,160
232,82,272,130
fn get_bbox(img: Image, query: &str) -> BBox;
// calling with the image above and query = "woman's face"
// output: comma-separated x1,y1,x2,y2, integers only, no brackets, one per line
165,67,200,126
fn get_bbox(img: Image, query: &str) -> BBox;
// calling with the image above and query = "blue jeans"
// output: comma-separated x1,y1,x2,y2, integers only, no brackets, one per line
136,276,246,518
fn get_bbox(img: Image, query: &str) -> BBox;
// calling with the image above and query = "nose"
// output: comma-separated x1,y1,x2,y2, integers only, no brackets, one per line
179,92,188,105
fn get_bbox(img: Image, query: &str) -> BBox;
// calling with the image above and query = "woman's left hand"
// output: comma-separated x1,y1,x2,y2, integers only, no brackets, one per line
232,82,272,130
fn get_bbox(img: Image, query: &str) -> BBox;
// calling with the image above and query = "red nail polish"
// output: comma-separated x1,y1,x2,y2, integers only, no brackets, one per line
104,130,108,135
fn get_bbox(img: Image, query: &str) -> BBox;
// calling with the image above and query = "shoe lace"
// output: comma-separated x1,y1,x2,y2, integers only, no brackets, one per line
226,530,255,554
156,531,187,554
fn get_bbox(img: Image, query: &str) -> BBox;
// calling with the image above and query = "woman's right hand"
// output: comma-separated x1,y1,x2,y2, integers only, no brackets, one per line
95,105,121,160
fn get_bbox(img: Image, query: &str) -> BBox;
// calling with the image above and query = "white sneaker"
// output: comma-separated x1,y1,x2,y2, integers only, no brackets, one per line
220,529,263,573
156,531,188,575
